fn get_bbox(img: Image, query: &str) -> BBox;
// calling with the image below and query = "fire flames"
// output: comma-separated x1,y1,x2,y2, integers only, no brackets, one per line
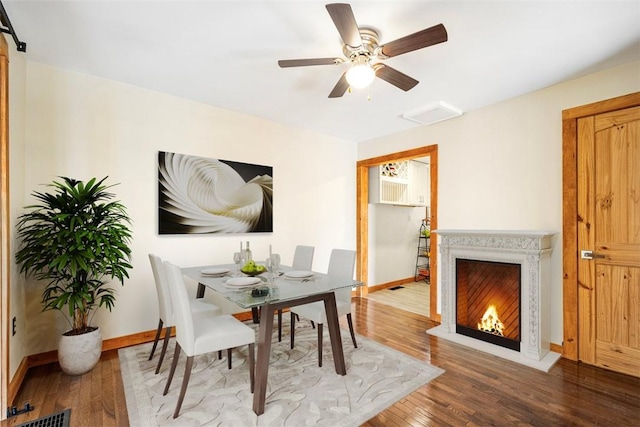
478,305,505,336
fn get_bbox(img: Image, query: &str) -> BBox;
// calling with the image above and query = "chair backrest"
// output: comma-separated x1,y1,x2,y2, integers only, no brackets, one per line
292,245,314,270
327,249,356,304
163,261,196,355
327,249,356,278
149,253,173,325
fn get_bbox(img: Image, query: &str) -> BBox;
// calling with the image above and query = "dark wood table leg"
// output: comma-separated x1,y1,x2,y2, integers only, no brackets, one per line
252,307,260,323
322,292,346,375
196,283,206,298
253,303,275,415
251,292,346,415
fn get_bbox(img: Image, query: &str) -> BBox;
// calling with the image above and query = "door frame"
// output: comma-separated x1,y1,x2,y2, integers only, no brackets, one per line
0,33,9,416
561,91,640,361
356,145,439,321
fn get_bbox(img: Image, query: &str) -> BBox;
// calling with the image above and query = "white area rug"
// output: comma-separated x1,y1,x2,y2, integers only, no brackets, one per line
120,320,443,426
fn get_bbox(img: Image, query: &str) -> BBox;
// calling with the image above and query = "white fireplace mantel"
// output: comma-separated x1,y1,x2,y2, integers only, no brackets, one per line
428,229,561,371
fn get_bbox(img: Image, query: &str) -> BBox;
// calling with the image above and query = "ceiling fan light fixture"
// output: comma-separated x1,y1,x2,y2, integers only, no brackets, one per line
346,56,375,89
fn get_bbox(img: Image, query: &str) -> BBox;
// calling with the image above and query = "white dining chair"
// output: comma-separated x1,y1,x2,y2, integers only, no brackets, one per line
291,245,315,270
290,248,357,367
276,245,315,341
148,254,222,374
162,261,255,418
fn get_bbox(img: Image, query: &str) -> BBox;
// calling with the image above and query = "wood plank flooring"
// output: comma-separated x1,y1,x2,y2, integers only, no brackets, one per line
3,297,639,426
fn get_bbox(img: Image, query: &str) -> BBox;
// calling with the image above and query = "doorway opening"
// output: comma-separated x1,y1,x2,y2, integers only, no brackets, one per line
356,145,439,321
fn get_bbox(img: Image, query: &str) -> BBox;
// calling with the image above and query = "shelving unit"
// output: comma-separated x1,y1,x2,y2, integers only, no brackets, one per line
415,219,431,282
368,161,428,206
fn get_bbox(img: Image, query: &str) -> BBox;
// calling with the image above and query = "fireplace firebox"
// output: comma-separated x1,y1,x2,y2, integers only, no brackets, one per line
456,259,521,351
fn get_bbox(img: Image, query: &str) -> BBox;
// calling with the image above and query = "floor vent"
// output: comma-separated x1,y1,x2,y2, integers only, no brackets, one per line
16,409,70,427
389,286,405,291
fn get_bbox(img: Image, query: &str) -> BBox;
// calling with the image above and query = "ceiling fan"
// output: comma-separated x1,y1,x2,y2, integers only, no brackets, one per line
278,3,448,98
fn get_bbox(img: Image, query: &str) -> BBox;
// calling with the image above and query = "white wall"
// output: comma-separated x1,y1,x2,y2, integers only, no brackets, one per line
19,62,357,355
368,203,426,285
358,60,640,345
12,58,640,356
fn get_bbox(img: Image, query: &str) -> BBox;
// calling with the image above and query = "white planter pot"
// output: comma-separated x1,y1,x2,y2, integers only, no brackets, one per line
58,327,102,376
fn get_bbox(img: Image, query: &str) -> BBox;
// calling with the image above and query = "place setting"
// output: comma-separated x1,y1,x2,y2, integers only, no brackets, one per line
224,276,264,290
199,267,231,278
282,270,314,281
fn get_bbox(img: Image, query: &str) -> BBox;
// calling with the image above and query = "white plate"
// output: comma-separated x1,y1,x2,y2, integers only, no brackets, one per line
201,267,230,276
225,277,261,287
284,270,314,279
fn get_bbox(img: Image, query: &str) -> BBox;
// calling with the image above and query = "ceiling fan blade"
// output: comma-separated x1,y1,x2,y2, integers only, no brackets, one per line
375,65,419,91
328,72,349,98
326,3,362,48
278,58,342,68
380,24,447,58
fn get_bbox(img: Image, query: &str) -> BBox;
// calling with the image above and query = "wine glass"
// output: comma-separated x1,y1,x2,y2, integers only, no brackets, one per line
265,257,274,283
233,252,242,276
270,253,281,275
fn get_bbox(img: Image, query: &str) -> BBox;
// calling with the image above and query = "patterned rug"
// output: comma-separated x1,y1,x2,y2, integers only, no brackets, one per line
120,320,443,426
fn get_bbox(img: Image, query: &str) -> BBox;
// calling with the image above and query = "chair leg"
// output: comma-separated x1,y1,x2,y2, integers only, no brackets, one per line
277,309,283,342
290,311,296,349
163,343,181,396
248,343,255,393
173,355,194,419
227,348,232,369
148,318,163,360
155,325,172,374
317,323,323,367
218,350,222,359
310,320,315,329
346,313,357,348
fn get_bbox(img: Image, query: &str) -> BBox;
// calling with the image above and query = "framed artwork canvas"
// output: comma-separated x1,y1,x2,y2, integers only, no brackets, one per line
158,151,273,234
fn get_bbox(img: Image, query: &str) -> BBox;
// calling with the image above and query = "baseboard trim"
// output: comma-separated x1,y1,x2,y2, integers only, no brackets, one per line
550,342,563,354
7,356,29,407
367,277,419,294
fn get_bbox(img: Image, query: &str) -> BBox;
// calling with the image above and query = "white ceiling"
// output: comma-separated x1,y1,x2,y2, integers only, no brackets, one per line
3,1,640,143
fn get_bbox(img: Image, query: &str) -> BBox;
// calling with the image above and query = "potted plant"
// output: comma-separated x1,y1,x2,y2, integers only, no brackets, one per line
16,176,133,375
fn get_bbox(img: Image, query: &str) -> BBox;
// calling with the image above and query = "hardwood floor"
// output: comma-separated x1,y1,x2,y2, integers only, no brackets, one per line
4,298,639,426
364,281,429,317
3,348,128,426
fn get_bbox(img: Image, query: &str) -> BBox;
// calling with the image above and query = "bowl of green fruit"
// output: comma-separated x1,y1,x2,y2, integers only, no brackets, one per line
241,260,266,276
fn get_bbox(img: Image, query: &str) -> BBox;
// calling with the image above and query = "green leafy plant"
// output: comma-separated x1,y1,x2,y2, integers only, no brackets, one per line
16,177,133,335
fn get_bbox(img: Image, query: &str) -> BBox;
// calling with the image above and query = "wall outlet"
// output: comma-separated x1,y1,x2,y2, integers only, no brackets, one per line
12,317,16,336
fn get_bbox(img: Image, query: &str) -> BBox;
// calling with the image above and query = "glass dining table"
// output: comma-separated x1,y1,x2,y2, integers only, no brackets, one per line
181,264,364,415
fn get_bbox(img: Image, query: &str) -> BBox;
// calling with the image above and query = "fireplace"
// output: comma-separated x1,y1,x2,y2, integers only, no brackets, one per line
456,259,521,351
428,230,561,372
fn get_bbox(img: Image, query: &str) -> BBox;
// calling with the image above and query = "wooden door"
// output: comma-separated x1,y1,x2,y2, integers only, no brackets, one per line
577,105,640,377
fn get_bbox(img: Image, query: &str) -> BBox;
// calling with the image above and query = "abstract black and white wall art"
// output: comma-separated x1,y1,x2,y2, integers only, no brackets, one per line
158,151,273,234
